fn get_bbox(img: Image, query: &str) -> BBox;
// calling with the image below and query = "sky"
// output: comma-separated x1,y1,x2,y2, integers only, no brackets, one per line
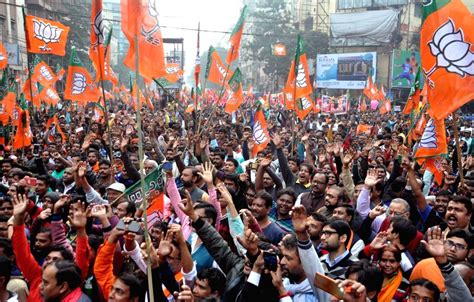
158,0,243,80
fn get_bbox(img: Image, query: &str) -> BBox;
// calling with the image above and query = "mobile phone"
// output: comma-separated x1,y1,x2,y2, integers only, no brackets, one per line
314,273,344,300
26,177,38,187
263,251,278,272
116,219,141,233
33,144,40,157
75,127,84,133
116,219,126,231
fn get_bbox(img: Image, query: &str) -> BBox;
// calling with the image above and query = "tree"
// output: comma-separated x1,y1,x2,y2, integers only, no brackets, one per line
242,0,329,92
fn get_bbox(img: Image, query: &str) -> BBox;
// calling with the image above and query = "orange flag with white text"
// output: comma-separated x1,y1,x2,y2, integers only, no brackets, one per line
420,0,474,120
295,95,314,121
121,0,166,80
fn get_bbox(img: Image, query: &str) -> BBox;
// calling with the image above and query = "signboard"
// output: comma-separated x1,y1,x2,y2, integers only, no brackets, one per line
391,50,420,88
318,94,349,115
316,52,376,89
5,43,21,66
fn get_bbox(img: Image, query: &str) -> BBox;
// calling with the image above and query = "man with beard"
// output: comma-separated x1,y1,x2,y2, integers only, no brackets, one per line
297,173,328,215
319,219,358,280
444,196,473,236
180,167,209,203
210,149,225,171
95,159,115,190
269,188,297,232
305,212,327,253
250,191,286,245
421,190,451,230
317,185,345,219
279,233,316,302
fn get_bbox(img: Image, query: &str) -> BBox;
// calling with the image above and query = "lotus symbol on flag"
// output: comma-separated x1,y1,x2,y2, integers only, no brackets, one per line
141,0,161,46
253,121,267,144
33,19,64,51
217,64,228,83
93,11,105,45
426,19,474,78
47,88,59,100
298,97,312,110
72,73,87,95
40,66,54,81
296,63,308,88
166,66,179,74
419,119,437,149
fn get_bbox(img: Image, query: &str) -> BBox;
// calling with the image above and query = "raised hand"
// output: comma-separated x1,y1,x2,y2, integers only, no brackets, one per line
177,191,197,222
291,206,308,235
120,136,130,153
77,162,87,178
54,194,70,214
259,158,272,168
368,205,386,219
237,225,259,256
364,169,379,188
421,226,447,263
335,279,367,302
370,231,388,250
90,204,107,218
69,201,88,230
198,161,214,186
342,152,353,166
38,208,52,220
12,194,28,217
272,133,282,148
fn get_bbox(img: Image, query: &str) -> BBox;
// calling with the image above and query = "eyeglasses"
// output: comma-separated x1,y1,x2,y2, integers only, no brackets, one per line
386,209,407,217
320,230,339,237
409,294,434,302
445,240,467,251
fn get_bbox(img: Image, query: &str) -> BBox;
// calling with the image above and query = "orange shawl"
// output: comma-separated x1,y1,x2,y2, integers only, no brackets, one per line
378,270,403,302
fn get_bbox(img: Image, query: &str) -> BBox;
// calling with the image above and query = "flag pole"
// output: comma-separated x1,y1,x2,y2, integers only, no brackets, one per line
452,113,465,185
95,30,114,163
133,30,155,302
291,35,300,156
21,6,36,123
198,45,234,136
194,22,200,133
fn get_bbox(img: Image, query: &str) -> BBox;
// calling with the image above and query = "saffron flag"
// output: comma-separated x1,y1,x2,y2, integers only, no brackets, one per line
163,63,183,83
64,48,100,102
205,46,233,87
46,105,66,142
89,0,106,80
423,157,444,185
379,99,392,115
359,98,367,112
226,5,247,65
420,0,474,120
414,118,448,159
0,43,7,70
363,75,381,100
55,64,65,81
284,35,312,104
356,124,372,136
0,91,16,125
252,107,270,157
22,78,40,107
31,56,57,88
121,0,166,79
295,95,314,121
25,15,70,56
12,109,32,150
272,43,286,56
225,68,243,114
38,84,60,106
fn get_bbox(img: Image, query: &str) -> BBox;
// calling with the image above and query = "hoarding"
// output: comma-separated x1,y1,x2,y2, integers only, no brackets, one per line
316,52,376,89
391,49,420,88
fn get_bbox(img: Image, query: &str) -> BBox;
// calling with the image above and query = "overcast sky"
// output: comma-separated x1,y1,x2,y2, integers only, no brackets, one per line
159,0,243,80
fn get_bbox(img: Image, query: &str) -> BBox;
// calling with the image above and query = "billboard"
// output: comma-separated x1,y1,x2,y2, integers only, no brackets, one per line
391,49,420,88
316,52,376,89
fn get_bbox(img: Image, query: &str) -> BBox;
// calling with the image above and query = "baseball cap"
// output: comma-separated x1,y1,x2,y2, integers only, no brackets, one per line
106,183,126,193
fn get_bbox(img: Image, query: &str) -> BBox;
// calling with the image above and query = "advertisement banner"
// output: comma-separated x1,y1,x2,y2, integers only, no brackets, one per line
391,50,420,88
5,43,20,66
316,52,376,89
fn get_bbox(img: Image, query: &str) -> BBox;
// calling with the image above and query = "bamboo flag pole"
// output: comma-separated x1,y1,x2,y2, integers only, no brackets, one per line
21,7,36,121
452,113,465,185
132,12,155,302
291,35,300,156
96,29,114,162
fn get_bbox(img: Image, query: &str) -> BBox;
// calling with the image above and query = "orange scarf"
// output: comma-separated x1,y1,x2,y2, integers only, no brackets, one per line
377,270,403,302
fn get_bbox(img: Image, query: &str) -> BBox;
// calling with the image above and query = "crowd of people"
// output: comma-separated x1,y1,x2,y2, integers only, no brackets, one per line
0,100,473,302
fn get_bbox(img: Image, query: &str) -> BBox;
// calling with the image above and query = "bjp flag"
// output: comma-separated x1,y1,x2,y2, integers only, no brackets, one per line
224,68,243,114
64,48,100,102
252,108,270,157
0,43,7,70
414,118,448,159
295,95,314,121
422,157,444,185
356,124,372,136
284,36,312,104
38,84,60,106
226,5,247,65
0,91,16,125
31,56,57,88
121,0,166,80
25,15,69,56
163,63,183,84
22,78,40,107
205,46,233,87
359,98,367,112
403,66,422,115
420,0,474,120
13,109,32,150
379,99,392,115
363,75,381,100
